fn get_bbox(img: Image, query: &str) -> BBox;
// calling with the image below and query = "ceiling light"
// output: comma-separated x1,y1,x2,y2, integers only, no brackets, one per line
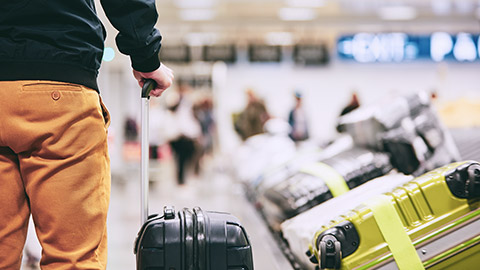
179,9,215,21
431,0,451,15
285,0,325,8
265,32,294,46
378,6,417,21
278,8,316,21
175,0,216,9
184,32,218,46
454,0,474,14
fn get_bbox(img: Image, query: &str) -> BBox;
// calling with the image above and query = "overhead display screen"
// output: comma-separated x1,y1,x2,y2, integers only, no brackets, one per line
293,44,329,65
248,45,282,62
159,45,191,63
202,45,237,63
337,32,480,63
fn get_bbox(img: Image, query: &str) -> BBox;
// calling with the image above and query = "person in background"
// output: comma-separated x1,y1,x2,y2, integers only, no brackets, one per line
340,91,361,116
234,88,270,141
149,98,168,161
0,0,173,269
336,91,361,133
193,96,216,173
164,82,202,185
124,116,139,142
288,91,309,142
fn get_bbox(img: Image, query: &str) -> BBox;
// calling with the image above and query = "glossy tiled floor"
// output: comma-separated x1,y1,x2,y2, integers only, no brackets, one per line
107,156,293,270
23,155,294,269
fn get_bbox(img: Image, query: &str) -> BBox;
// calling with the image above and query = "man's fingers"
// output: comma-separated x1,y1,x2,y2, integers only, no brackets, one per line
133,63,174,97
150,88,165,97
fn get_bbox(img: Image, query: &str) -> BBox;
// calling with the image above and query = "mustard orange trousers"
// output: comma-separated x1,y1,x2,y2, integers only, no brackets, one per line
0,81,111,269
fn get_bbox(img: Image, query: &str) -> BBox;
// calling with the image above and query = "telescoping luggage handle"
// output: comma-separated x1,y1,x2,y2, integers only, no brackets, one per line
140,79,156,224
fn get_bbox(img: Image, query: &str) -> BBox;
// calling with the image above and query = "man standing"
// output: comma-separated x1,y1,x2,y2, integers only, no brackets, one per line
0,0,173,269
288,91,309,142
234,88,270,141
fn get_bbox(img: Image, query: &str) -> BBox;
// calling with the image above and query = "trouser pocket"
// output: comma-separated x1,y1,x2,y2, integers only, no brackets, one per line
98,96,111,129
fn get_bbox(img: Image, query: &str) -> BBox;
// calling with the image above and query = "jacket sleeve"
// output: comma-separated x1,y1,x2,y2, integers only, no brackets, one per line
100,0,162,72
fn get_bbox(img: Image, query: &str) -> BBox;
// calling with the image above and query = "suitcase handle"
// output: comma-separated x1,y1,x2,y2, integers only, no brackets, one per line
140,79,156,224
141,79,156,99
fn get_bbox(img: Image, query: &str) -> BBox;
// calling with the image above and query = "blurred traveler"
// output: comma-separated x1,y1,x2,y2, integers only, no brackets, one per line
163,83,202,185
149,99,168,160
194,97,216,154
0,0,173,269
193,97,216,173
340,91,361,116
288,91,309,142
234,88,270,141
337,91,361,132
124,116,139,142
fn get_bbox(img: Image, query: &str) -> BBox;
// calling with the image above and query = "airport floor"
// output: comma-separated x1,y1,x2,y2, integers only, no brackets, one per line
22,154,294,270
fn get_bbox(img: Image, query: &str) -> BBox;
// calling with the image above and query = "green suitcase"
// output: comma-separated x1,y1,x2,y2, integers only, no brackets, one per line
307,160,480,270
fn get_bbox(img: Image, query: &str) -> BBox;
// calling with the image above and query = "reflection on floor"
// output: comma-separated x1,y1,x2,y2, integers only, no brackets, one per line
23,156,293,269
108,157,293,270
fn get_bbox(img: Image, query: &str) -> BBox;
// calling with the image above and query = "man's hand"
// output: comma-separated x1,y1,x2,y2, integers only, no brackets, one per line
133,63,174,97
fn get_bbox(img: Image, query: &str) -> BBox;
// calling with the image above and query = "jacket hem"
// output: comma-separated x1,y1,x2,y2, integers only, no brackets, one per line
0,61,99,92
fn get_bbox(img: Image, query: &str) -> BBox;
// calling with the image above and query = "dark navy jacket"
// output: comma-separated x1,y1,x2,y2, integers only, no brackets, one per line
0,0,162,91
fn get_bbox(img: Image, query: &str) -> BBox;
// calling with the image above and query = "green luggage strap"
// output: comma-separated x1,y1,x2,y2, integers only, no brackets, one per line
300,162,349,197
365,195,425,270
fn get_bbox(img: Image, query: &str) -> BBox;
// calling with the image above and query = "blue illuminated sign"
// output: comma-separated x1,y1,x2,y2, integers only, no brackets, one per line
337,33,480,63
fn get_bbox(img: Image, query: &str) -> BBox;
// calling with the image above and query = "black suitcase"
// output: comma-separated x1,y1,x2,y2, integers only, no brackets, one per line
258,147,393,228
133,80,254,270
338,91,460,176
134,206,254,270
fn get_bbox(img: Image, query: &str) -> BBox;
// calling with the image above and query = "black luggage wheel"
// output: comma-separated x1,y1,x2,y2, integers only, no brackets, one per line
312,221,360,269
